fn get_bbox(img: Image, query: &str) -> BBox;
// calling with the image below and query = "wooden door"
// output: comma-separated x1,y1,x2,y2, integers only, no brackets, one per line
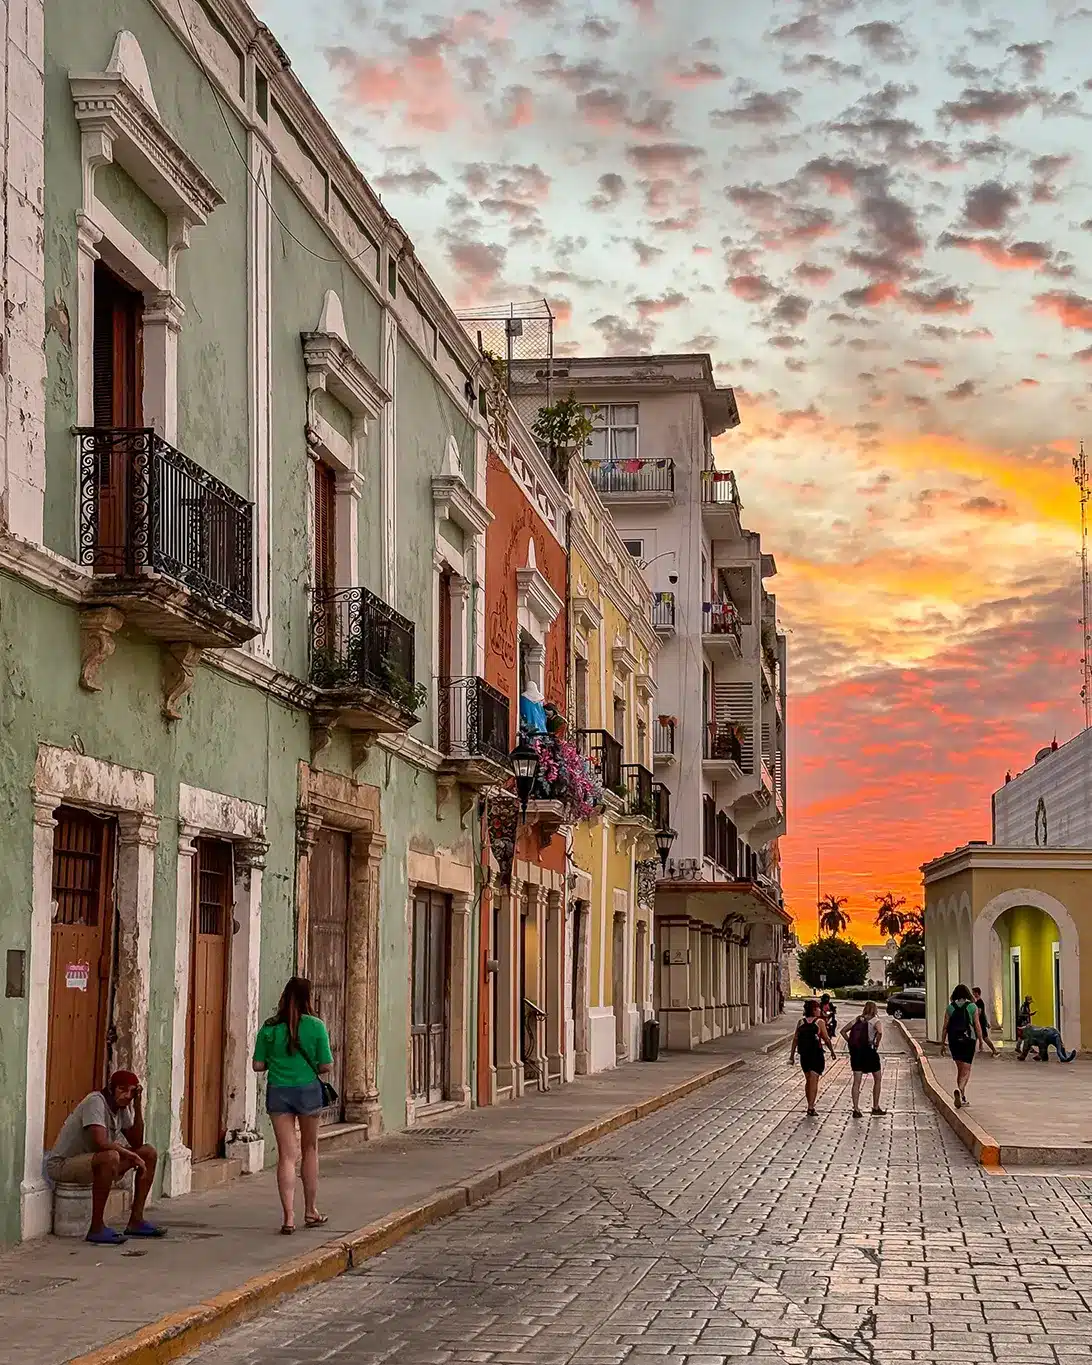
437,566,453,749
45,808,116,1150
307,828,349,1123
410,891,450,1103
185,840,233,1162
93,263,143,574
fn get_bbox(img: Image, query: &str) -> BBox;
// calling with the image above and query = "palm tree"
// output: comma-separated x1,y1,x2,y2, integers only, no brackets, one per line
874,892,907,940
818,894,851,937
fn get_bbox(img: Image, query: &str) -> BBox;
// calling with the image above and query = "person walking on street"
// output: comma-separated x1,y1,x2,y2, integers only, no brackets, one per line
972,987,998,1056
941,983,983,1109
253,977,334,1235
841,1001,886,1117
789,999,836,1117
819,994,838,1050
1017,995,1034,1042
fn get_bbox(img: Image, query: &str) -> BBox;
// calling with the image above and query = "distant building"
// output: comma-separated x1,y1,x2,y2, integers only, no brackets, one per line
861,942,898,986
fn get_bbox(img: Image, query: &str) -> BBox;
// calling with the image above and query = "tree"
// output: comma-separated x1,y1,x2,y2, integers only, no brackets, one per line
797,937,869,991
874,892,907,940
818,894,851,937
886,940,925,988
901,907,924,937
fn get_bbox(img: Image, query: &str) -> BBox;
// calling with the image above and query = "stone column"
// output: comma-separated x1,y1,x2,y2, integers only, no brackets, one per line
164,822,200,1198
448,892,473,1105
545,888,565,1085
701,928,714,1042
143,291,184,443
572,900,591,1078
113,812,160,1082
294,811,323,974
713,934,728,1038
495,879,522,1097
343,833,385,1134
21,793,60,1240
226,839,267,1173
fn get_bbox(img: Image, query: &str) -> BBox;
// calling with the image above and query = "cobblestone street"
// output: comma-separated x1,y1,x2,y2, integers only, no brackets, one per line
185,1034,1092,1364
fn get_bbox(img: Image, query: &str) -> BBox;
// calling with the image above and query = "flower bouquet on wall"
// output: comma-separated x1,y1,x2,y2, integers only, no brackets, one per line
519,719,604,824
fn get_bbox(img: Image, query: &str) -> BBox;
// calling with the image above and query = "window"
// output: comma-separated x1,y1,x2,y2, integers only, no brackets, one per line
622,539,644,560
585,405,638,462
613,696,626,751
575,657,589,731
313,461,337,598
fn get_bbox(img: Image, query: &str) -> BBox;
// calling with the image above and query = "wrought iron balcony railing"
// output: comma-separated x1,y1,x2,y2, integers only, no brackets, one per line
702,598,742,643
77,427,253,619
654,719,676,758
311,585,417,710
704,724,743,765
584,458,674,497
653,782,671,831
438,676,510,766
622,763,654,820
652,591,676,631
575,728,623,793
700,468,741,510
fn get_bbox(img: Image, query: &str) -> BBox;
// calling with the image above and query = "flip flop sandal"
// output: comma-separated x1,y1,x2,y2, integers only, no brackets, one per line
305,1214,329,1228
125,1221,167,1238
280,1224,295,1235
86,1227,127,1246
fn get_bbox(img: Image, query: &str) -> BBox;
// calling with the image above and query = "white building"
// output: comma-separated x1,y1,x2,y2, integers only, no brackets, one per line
512,354,791,1047
993,733,1092,847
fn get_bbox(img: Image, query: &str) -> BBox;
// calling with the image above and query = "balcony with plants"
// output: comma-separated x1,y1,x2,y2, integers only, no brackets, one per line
651,590,676,633
77,427,257,648
654,715,677,764
703,721,745,777
620,762,655,823
575,728,623,807
702,595,742,656
437,675,512,789
310,585,424,741
520,721,605,825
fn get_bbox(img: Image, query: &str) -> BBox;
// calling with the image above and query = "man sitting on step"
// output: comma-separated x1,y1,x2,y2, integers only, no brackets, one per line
1015,1025,1076,1063
46,1070,166,1245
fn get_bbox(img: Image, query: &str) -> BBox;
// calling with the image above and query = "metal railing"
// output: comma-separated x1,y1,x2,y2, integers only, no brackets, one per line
438,676,510,765
700,468,741,509
622,763,654,820
702,599,742,643
654,719,676,758
311,585,417,707
77,427,253,618
653,782,671,831
652,591,676,631
575,729,623,793
584,458,674,497
704,725,743,765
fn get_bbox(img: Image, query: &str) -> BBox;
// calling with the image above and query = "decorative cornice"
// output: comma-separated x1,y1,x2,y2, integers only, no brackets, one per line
922,844,1092,881
612,639,639,679
70,66,224,225
517,540,564,634
301,331,389,418
0,531,90,604
432,475,493,538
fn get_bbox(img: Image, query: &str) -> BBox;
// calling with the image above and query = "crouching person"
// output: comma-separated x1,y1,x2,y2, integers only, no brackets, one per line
1016,1025,1076,1063
46,1070,165,1246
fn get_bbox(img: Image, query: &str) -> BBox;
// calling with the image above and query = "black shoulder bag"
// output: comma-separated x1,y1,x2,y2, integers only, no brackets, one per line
298,1035,339,1109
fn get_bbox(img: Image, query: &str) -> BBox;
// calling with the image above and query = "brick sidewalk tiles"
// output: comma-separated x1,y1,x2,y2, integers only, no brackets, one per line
0,1020,793,1365
186,1034,1092,1365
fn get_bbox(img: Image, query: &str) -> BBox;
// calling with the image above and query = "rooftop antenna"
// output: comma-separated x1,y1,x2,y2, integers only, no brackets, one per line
1074,440,1092,730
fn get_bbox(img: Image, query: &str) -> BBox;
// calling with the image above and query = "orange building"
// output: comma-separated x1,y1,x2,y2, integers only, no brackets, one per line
478,403,571,1106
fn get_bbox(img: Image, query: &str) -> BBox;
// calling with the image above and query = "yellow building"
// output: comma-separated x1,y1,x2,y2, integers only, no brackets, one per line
567,459,663,1072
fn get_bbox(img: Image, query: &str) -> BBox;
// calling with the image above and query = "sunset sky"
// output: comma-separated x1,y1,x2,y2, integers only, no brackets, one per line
256,0,1087,941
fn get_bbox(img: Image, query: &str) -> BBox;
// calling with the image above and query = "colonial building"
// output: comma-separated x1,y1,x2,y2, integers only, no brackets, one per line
511,355,791,1048
924,732,1092,1051
0,0,517,1243
568,456,663,1072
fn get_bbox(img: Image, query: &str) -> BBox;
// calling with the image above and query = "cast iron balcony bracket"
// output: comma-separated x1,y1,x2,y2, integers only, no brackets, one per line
76,427,255,629
437,675,511,770
311,584,418,723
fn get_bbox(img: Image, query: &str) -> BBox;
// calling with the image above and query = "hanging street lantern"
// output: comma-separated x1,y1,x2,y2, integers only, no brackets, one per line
509,741,540,820
655,825,677,873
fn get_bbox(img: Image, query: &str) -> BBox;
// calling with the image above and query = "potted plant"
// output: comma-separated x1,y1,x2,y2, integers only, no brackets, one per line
531,392,597,481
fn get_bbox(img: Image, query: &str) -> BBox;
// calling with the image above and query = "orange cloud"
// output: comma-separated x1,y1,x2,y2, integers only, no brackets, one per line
1035,290,1092,330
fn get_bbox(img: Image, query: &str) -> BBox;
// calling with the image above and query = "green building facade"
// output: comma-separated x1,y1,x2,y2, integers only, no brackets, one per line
0,0,498,1244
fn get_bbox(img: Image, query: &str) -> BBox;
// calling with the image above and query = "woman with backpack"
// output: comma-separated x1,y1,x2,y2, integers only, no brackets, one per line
941,982,983,1109
840,1000,885,1117
789,999,837,1117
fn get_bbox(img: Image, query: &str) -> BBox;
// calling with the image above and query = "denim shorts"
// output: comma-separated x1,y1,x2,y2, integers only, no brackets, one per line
266,1081,325,1116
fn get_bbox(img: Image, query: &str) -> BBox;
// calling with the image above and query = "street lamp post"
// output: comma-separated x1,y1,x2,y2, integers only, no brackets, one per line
509,741,540,821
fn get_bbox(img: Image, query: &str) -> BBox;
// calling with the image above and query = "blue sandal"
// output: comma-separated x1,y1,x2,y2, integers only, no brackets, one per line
86,1227,127,1246
124,1220,167,1238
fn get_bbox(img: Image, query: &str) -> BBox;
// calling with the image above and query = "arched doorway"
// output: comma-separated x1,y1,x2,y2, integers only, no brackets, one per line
973,889,1079,1047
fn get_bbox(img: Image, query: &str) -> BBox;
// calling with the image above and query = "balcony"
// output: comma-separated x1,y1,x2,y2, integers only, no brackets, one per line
654,718,677,764
651,591,676,633
584,458,675,504
703,723,743,779
576,728,623,796
77,428,256,647
621,763,654,821
311,585,421,742
702,598,743,657
700,469,742,531
437,676,511,788
653,782,671,831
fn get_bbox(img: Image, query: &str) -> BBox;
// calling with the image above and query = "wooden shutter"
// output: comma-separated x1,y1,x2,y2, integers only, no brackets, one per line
93,264,143,428
314,462,337,597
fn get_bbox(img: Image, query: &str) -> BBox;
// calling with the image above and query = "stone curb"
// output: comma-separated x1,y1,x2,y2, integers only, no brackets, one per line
69,1057,745,1365
893,1019,1001,1167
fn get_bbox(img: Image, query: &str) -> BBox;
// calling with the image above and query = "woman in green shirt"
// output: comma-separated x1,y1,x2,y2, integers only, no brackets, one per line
252,977,333,1234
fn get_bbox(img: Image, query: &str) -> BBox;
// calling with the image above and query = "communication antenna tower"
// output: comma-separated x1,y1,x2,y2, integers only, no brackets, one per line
1074,441,1092,730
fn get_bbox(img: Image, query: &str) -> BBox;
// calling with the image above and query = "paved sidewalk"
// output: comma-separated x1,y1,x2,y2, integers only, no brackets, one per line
0,1021,792,1365
904,1018,1092,1161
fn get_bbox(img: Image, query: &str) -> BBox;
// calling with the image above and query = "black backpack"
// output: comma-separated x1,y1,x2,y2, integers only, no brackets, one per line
948,1001,973,1041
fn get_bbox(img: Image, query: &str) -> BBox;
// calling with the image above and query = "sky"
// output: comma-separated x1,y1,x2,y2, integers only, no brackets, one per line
255,0,1089,941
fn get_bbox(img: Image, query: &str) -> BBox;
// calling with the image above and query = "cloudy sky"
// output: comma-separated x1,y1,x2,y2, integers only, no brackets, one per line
256,0,1088,940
